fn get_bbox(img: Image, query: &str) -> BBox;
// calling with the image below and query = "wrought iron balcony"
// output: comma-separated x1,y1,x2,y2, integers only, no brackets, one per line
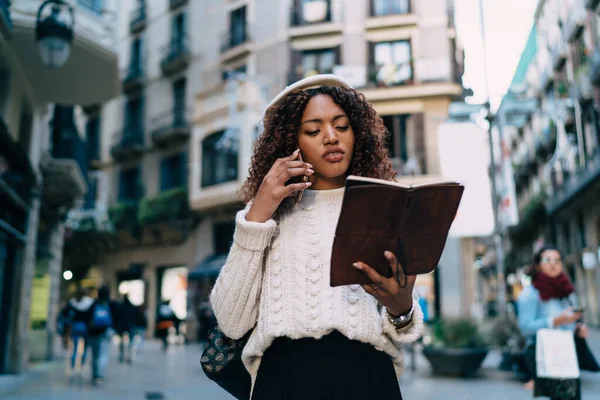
110,126,145,162
160,36,191,76
0,0,12,39
169,0,188,10
150,107,192,147
290,0,332,26
130,3,146,33
122,62,145,95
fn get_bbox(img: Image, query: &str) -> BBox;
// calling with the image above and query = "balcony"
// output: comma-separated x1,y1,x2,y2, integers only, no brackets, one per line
564,2,586,42
365,62,414,88
8,0,119,106
289,1,343,38
590,48,600,85
571,63,593,99
194,78,264,123
64,208,116,259
220,25,253,62
43,131,88,209
508,191,548,243
109,201,139,232
122,62,145,95
365,0,417,30
130,4,146,33
138,186,194,244
110,127,146,162
150,107,192,147
0,0,12,40
169,0,188,10
160,36,192,76
546,150,600,214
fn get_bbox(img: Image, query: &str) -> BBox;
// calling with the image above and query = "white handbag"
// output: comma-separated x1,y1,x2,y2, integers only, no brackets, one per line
536,328,580,379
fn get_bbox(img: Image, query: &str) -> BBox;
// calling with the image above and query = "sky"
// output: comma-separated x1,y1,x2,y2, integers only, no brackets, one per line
455,0,539,108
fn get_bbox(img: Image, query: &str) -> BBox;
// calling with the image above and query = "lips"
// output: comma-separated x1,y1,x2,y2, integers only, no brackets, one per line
322,147,345,163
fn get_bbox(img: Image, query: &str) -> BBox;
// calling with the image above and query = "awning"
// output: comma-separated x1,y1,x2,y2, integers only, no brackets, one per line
188,253,228,280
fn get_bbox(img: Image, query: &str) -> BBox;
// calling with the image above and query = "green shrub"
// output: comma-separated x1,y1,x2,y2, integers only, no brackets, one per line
138,186,188,225
108,202,138,231
430,318,488,349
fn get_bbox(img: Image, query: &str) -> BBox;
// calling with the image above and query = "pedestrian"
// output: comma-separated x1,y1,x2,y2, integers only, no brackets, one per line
518,244,588,400
86,285,116,386
156,299,178,350
210,74,423,400
132,304,148,355
58,288,94,381
116,293,137,364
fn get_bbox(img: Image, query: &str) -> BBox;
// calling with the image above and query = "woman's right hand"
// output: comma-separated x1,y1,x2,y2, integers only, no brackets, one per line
246,150,314,223
553,307,582,327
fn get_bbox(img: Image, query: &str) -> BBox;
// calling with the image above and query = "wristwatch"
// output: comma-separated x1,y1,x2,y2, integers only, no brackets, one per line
387,303,415,328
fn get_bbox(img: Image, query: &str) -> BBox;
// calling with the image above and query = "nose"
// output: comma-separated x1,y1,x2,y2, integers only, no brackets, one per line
322,124,339,145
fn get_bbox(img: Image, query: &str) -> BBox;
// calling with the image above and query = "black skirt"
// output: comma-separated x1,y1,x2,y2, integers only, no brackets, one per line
251,330,403,400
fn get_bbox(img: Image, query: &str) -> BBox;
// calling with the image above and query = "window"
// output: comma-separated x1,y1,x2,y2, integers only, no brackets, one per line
160,152,186,192
577,211,587,249
213,220,235,254
124,97,144,143
371,0,410,16
229,6,248,48
222,64,247,81
382,115,409,162
302,48,336,76
201,130,238,187
86,117,101,162
119,167,142,202
562,221,572,254
78,0,103,15
84,171,98,210
173,79,186,126
293,0,332,25
370,41,413,86
172,12,186,41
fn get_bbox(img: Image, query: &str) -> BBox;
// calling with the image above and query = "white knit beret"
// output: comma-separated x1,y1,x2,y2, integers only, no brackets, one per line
264,74,353,117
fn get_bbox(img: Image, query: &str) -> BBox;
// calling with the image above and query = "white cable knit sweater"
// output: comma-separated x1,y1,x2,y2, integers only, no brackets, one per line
210,187,424,391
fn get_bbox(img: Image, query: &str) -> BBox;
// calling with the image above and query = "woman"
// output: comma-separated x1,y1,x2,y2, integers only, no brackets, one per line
518,244,589,400
210,75,423,400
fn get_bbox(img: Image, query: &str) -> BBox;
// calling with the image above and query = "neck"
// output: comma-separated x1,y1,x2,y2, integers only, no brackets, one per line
310,174,346,190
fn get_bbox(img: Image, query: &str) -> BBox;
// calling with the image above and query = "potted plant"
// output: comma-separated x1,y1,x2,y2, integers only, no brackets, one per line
422,318,489,377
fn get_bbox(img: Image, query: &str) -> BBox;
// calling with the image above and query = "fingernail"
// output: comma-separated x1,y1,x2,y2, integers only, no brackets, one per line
305,182,312,187
353,262,362,270
293,149,300,154
307,169,314,175
306,163,313,168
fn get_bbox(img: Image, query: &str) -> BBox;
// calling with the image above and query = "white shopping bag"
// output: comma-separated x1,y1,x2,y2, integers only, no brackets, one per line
536,328,580,379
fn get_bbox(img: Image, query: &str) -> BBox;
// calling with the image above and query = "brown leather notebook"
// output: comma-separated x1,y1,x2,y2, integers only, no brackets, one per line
330,175,464,287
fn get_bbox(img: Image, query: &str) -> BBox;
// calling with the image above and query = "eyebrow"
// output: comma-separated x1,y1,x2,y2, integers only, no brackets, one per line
301,114,348,125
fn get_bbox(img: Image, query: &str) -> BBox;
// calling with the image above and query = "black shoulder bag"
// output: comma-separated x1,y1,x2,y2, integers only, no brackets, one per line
201,326,253,400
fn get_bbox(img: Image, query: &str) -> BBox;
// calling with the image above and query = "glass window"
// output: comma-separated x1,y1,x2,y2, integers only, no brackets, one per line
86,117,101,162
160,152,186,192
373,41,412,86
301,48,336,77
119,167,142,202
230,6,247,47
201,131,238,187
372,0,410,17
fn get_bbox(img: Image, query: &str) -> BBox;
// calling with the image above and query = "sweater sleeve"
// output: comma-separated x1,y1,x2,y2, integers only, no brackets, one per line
209,207,277,340
380,290,424,346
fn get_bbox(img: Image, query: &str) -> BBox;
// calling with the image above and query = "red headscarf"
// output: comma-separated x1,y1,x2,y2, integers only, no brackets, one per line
532,271,575,301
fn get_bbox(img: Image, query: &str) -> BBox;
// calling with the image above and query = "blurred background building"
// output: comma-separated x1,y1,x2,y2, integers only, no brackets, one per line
486,0,600,326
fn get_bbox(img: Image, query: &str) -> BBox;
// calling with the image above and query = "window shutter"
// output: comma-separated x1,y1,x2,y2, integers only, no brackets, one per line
334,45,342,66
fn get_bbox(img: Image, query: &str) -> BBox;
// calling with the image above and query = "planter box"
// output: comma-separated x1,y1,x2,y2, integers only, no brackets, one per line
422,346,489,377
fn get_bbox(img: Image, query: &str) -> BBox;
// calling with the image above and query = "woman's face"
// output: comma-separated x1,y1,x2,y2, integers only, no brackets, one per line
297,94,355,190
538,249,563,278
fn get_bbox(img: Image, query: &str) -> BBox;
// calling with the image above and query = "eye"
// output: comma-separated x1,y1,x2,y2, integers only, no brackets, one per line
305,129,320,135
337,126,349,131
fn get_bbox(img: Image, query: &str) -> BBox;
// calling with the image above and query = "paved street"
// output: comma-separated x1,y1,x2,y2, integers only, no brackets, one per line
1,333,600,400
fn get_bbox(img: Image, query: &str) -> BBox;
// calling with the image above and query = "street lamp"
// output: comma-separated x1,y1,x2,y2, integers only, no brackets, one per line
35,0,75,69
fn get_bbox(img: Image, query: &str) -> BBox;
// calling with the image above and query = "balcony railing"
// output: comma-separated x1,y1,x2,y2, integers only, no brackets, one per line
51,131,89,182
130,4,146,33
370,0,411,17
220,25,252,53
109,201,139,232
290,0,332,26
547,150,600,214
160,36,191,76
122,62,145,94
111,126,145,161
0,0,12,36
150,107,192,147
366,62,414,88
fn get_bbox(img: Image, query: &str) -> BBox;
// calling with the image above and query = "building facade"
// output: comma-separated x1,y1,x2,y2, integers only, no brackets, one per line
494,0,600,326
71,0,465,340
0,0,119,375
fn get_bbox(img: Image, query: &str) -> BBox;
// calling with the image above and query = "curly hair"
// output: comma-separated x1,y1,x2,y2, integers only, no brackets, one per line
240,86,396,209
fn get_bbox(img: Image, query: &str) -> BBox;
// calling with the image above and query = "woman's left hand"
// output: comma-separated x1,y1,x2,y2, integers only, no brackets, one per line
576,323,589,339
353,251,416,317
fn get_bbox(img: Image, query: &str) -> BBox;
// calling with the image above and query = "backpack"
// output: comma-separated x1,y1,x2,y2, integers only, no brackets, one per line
90,301,113,329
